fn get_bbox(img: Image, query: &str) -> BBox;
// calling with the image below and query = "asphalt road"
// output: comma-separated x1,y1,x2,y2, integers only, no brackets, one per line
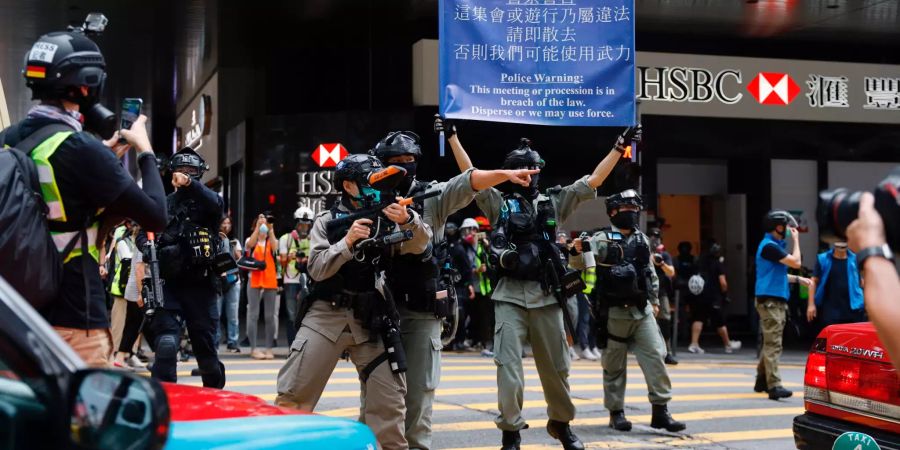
175,347,807,450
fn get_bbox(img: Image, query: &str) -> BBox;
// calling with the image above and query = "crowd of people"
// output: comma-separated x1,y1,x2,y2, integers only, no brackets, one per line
4,18,894,450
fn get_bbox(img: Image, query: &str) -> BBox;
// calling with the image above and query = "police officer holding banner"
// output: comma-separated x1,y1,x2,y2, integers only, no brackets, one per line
462,126,639,450
369,125,541,450
275,154,431,450
573,189,686,433
141,147,226,388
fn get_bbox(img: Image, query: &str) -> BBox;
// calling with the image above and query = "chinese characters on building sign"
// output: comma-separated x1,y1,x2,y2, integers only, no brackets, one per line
440,0,636,126
297,170,338,217
863,77,900,110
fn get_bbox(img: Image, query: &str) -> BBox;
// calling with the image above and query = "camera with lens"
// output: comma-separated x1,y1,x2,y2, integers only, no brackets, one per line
818,166,900,250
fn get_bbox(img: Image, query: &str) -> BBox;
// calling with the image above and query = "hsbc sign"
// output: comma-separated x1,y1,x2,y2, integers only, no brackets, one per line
636,52,900,124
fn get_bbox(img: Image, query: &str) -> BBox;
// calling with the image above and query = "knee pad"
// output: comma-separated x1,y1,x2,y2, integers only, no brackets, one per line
156,334,179,360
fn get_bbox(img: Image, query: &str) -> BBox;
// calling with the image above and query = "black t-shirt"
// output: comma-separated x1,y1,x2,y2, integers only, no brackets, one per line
12,117,134,329
700,259,726,304
761,243,789,263
814,258,854,324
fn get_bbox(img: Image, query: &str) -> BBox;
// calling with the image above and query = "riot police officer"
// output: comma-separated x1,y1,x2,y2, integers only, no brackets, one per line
275,154,430,450
142,146,226,388
470,128,639,450
574,189,685,433
370,128,538,450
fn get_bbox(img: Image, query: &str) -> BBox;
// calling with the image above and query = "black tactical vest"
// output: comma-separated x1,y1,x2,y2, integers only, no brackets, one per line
596,228,652,308
492,193,559,281
385,180,442,312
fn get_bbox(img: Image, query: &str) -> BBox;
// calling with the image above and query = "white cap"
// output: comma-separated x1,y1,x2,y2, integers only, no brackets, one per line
461,218,479,230
294,206,315,221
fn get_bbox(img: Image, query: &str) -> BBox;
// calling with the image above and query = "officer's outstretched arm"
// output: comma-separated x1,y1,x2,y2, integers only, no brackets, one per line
306,213,353,282
183,180,224,221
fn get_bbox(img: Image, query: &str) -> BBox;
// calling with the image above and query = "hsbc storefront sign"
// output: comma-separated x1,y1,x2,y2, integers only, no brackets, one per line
637,52,900,124
296,143,349,216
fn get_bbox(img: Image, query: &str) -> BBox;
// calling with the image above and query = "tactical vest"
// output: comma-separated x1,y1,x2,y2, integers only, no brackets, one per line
491,193,559,281
306,205,394,333
385,181,442,312
596,228,652,308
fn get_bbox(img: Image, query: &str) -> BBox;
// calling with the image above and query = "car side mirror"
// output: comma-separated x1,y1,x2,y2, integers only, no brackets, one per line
68,369,170,450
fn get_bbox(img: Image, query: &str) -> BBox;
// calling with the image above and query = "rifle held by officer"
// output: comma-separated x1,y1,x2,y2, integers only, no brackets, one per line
141,231,165,317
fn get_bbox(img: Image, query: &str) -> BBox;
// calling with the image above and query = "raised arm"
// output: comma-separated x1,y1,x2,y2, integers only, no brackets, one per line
587,125,641,189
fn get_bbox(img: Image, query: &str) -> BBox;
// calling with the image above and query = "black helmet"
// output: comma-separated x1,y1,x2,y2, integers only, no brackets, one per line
605,189,643,213
334,153,384,193
24,31,106,104
502,138,544,170
371,131,422,161
709,242,723,257
169,146,209,179
763,210,798,231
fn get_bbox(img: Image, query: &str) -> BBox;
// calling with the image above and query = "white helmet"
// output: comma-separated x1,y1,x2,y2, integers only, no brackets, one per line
688,274,705,296
461,218,479,230
294,206,314,222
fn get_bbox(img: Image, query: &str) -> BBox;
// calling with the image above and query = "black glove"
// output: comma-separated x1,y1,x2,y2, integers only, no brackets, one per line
434,114,457,138
613,124,642,153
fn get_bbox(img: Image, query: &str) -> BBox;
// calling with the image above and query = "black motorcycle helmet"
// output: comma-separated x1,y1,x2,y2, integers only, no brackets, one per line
605,189,643,215
23,28,115,138
371,131,422,161
169,146,209,180
762,210,798,232
501,138,545,170
333,153,384,193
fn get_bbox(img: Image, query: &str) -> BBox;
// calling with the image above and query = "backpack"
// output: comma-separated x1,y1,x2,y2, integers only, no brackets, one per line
0,124,82,309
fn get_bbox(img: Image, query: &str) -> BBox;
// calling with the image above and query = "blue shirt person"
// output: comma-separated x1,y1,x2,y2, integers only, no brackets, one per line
807,242,866,327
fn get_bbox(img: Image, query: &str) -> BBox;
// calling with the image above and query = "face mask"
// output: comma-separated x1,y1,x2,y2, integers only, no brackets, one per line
396,162,417,180
354,186,382,206
259,225,269,235
463,234,476,245
610,211,639,230
83,102,116,140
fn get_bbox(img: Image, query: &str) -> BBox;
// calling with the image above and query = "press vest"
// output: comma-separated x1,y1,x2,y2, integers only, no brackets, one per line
582,266,596,294
30,131,101,263
815,250,864,311
475,243,492,296
754,233,789,301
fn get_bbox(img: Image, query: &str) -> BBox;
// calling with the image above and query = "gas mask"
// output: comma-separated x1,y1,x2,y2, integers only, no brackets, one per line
353,185,382,208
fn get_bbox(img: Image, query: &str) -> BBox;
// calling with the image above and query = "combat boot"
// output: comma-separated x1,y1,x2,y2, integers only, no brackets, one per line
500,430,521,450
608,410,632,431
546,420,584,450
768,386,793,400
754,374,767,393
650,404,686,432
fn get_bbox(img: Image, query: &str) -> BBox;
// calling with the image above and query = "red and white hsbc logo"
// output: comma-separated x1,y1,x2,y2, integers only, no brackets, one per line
311,143,349,168
747,72,800,105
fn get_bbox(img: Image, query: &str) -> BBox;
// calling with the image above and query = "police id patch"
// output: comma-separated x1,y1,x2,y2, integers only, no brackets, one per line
29,42,58,63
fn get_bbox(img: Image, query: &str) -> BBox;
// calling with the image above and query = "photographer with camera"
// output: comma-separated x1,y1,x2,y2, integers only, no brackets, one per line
139,146,226,388
753,210,811,401
464,127,640,450
649,228,678,365
275,154,430,450
279,207,314,346
845,194,899,372
0,17,166,367
572,190,686,434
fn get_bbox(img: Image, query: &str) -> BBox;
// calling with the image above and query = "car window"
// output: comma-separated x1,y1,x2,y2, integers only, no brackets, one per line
0,331,52,402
